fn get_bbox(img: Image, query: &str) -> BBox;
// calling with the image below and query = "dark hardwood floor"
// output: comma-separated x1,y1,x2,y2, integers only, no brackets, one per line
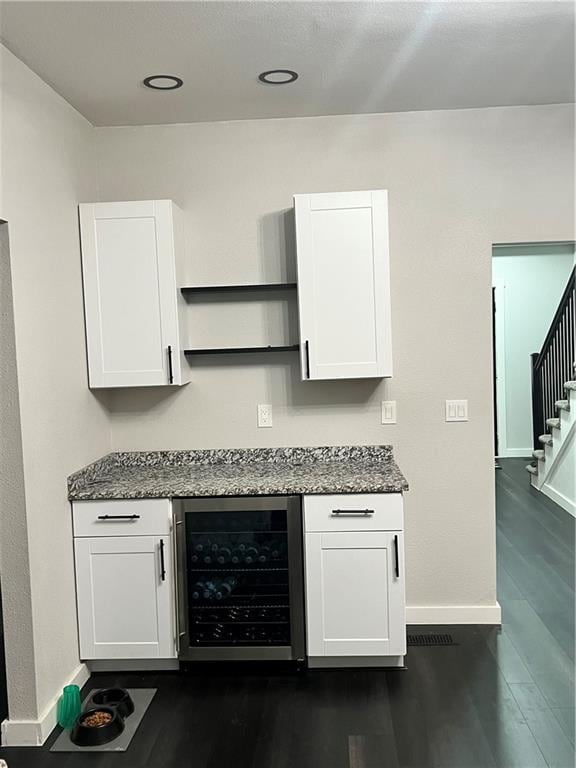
1,458,574,767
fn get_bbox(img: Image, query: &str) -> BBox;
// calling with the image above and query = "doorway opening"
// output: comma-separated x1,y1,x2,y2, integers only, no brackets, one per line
493,246,575,759
492,242,575,460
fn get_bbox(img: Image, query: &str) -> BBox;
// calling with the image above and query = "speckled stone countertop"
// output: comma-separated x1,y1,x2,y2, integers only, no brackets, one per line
67,446,408,501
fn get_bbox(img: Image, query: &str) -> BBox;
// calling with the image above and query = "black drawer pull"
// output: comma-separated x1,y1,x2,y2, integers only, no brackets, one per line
394,534,400,578
304,340,310,379
97,514,141,520
331,509,374,516
167,345,174,384
159,538,166,581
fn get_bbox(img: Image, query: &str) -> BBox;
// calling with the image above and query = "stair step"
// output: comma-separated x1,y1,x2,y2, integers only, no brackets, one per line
546,417,561,430
555,399,570,412
532,449,545,461
526,464,538,475
564,381,576,392
538,434,553,446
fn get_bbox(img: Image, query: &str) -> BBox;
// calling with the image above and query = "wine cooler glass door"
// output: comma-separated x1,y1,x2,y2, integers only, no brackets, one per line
174,496,304,661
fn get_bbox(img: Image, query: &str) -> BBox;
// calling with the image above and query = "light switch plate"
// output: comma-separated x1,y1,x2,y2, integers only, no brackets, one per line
381,400,397,424
257,404,273,428
446,399,469,422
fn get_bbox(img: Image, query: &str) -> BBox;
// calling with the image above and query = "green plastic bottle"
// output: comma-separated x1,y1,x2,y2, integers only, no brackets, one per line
57,684,82,729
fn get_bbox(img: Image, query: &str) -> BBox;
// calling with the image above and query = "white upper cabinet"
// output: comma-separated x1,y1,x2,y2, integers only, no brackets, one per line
294,190,392,380
79,200,189,388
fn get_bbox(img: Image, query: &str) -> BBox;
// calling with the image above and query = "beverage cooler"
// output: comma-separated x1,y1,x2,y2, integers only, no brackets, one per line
174,496,305,661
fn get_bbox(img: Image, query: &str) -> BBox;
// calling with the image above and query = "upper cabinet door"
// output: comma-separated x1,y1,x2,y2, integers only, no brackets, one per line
79,200,189,388
294,190,392,380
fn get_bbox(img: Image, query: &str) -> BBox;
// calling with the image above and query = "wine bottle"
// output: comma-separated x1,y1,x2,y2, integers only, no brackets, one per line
217,547,231,565
237,533,252,551
244,545,258,564
191,582,205,600
202,581,217,599
214,576,237,600
270,542,281,559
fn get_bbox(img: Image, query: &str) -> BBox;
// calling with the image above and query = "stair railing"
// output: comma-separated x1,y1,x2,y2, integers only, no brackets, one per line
531,266,575,449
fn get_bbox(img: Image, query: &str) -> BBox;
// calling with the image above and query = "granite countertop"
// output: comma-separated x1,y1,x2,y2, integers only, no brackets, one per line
67,445,408,501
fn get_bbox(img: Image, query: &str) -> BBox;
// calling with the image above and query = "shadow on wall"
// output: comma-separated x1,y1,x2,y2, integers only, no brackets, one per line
0,222,11,726
102,358,382,415
258,209,297,283
286,368,382,407
0,578,7,724
103,385,185,415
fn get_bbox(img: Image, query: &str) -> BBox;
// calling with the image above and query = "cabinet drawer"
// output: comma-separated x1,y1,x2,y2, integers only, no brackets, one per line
73,499,171,537
303,494,403,533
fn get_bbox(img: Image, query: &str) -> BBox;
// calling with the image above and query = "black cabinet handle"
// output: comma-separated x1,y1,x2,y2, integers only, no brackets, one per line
331,509,374,516
167,345,174,384
304,340,310,379
97,514,140,520
159,538,166,582
394,535,400,578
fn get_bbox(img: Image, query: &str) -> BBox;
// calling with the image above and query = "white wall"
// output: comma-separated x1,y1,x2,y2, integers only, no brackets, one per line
0,45,111,741
0,223,37,726
493,244,575,457
94,103,575,622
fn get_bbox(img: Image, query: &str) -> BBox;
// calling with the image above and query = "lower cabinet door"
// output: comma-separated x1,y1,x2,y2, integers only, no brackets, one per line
305,530,406,657
75,535,175,659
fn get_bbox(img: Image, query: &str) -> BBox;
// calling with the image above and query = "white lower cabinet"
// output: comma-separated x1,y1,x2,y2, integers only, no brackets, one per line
303,494,406,663
73,502,176,660
72,493,405,665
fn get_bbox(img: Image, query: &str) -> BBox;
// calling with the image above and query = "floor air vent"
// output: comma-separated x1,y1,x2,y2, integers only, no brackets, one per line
407,633,456,646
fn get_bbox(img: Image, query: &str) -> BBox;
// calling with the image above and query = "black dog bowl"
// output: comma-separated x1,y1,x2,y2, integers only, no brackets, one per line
91,688,134,719
70,706,124,746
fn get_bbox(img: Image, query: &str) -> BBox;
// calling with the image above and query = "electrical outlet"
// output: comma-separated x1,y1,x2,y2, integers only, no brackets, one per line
257,404,273,428
445,399,468,422
381,400,397,424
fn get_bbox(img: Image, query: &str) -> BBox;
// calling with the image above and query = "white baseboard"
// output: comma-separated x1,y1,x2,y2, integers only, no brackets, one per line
88,659,179,672
406,603,502,625
309,655,405,668
496,449,532,459
540,484,576,517
1,663,89,747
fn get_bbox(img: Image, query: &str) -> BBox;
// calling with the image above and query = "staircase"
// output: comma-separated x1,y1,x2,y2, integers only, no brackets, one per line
527,378,575,514
526,266,575,516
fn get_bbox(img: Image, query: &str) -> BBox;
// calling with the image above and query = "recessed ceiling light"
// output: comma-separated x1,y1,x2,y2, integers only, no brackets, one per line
143,75,183,91
258,69,298,85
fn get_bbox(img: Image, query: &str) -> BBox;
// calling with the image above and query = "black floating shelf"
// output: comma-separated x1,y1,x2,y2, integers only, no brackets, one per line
184,345,300,356
181,283,297,297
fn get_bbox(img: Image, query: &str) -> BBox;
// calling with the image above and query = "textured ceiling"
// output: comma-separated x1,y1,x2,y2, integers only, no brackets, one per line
0,1,574,127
